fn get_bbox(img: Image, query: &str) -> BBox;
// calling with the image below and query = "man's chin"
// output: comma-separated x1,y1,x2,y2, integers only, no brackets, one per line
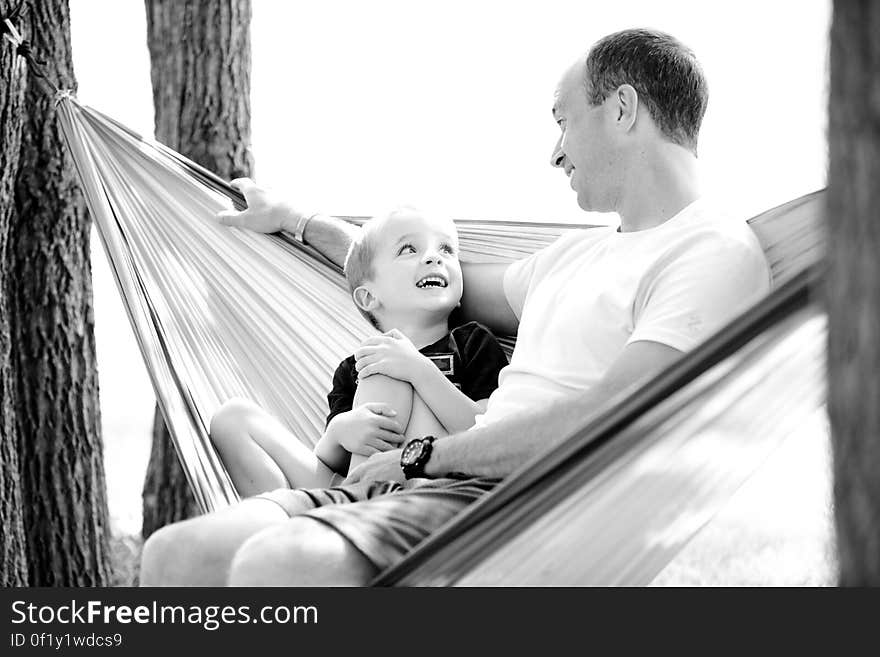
576,190,612,215
576,191,592,212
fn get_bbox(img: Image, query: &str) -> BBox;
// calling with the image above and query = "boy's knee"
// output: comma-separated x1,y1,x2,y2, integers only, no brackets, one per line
210,397,261,442
228,518,376,586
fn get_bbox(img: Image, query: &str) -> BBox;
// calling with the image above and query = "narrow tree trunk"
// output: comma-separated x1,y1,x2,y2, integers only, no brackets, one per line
0,0,29,587
141,408,197,539
6,0,111,585
141,0,253,538
827,0,880,585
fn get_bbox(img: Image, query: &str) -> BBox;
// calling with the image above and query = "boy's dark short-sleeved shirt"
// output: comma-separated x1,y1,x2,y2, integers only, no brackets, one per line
325,321,508,427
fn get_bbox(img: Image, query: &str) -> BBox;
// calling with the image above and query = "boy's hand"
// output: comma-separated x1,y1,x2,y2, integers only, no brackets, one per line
330,403,406,457
354,329,430,383
216,177,310,234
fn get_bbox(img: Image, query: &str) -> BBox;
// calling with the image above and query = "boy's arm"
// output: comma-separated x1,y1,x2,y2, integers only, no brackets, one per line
410,325,508,434
354,329,493,435
407,359,484,435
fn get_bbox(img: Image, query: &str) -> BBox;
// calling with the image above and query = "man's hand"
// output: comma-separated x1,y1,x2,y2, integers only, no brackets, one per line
216,177,309,234
353,329,430,383
343,448,405,485
328,403,406,457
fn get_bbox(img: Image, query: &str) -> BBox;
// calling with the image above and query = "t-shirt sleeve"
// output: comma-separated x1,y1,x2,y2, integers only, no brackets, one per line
502,253,538,320
457,323,510,401
628,236,771,352
325,358,356,427
502,230,583,319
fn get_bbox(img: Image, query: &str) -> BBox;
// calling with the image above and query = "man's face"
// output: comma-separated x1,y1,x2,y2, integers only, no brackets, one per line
361,211,464,325
550,61,620,212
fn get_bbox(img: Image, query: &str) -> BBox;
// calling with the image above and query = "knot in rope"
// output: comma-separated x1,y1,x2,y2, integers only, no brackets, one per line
2,1,59,91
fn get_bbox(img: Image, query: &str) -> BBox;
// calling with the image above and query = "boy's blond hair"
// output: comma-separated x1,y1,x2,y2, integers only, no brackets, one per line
344,207,413,329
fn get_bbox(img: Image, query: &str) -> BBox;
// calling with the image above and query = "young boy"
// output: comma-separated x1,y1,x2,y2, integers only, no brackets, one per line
210,207,509,497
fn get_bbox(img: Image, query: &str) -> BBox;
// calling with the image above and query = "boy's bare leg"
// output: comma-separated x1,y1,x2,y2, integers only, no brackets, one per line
405,392,446,440
140,496,308,586
348,374,413,472
211,398,336,496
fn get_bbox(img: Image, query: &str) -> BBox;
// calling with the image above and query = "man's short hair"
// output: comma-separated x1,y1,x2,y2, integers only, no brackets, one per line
585,28,708,153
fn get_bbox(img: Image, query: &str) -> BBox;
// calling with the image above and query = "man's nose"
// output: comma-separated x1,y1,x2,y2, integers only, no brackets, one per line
550,138,565,168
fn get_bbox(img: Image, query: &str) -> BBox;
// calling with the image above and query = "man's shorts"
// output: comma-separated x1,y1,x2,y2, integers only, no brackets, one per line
257,476,501,572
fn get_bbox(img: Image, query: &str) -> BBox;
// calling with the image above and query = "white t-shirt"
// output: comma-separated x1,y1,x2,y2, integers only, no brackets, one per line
475,199,771,426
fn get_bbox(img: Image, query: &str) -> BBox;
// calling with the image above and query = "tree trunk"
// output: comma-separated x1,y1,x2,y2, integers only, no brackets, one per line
141,0,253,539
0,0,29,587
827,0,880,585
6,0,111,586
141,407,198,539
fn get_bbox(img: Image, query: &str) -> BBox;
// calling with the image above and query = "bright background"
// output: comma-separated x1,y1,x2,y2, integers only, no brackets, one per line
69,0,834,583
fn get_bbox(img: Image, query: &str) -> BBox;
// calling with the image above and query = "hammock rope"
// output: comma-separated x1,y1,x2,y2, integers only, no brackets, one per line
2,4,60,93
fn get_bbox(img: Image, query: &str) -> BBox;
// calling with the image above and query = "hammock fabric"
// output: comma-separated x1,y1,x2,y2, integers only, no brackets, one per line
56,92,826,584
57,94,586,512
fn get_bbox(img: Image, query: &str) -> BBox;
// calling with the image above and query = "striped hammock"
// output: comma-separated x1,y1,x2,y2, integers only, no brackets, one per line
56,92,826,584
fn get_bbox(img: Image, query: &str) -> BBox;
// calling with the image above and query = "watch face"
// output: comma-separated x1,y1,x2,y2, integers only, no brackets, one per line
401,440,423,466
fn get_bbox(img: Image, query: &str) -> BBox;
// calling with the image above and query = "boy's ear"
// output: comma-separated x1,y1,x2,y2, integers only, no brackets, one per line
352,285,379,312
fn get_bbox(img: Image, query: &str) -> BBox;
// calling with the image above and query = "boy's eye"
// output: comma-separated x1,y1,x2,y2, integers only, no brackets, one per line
397,243,416,256
441,243,456,255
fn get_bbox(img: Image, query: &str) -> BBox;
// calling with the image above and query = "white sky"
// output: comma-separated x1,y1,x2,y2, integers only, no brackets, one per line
68,0,830,533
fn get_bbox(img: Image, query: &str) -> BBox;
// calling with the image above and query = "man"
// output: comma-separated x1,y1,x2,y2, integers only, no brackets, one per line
140,28,770,586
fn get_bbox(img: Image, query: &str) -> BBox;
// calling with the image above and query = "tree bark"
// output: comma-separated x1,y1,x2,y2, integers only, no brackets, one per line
141,0,253,539
0,0,29,587
6,0,111,585
827,0,880,585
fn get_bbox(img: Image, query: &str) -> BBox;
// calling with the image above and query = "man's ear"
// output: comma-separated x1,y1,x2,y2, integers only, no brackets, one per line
614,84,639,132
352,285,379,312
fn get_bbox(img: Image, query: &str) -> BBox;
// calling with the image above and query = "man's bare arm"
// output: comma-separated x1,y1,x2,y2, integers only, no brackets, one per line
460,262,519,335
423,340,683,478
217,179,521,330
217,178,360,269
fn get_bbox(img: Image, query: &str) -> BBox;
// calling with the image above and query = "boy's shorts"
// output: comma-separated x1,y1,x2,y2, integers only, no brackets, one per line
256,476,501,572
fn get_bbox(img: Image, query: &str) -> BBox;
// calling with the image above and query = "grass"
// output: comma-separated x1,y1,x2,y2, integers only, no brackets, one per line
109,532,142,587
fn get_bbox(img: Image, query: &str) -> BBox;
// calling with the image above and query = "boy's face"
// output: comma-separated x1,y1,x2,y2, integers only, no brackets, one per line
359,211,463,325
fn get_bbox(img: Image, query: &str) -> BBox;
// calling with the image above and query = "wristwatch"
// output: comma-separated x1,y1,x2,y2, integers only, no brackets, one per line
400,436,436,479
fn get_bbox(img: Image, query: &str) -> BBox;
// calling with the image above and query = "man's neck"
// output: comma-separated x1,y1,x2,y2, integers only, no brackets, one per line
376,314,450,349
616,142,701,233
